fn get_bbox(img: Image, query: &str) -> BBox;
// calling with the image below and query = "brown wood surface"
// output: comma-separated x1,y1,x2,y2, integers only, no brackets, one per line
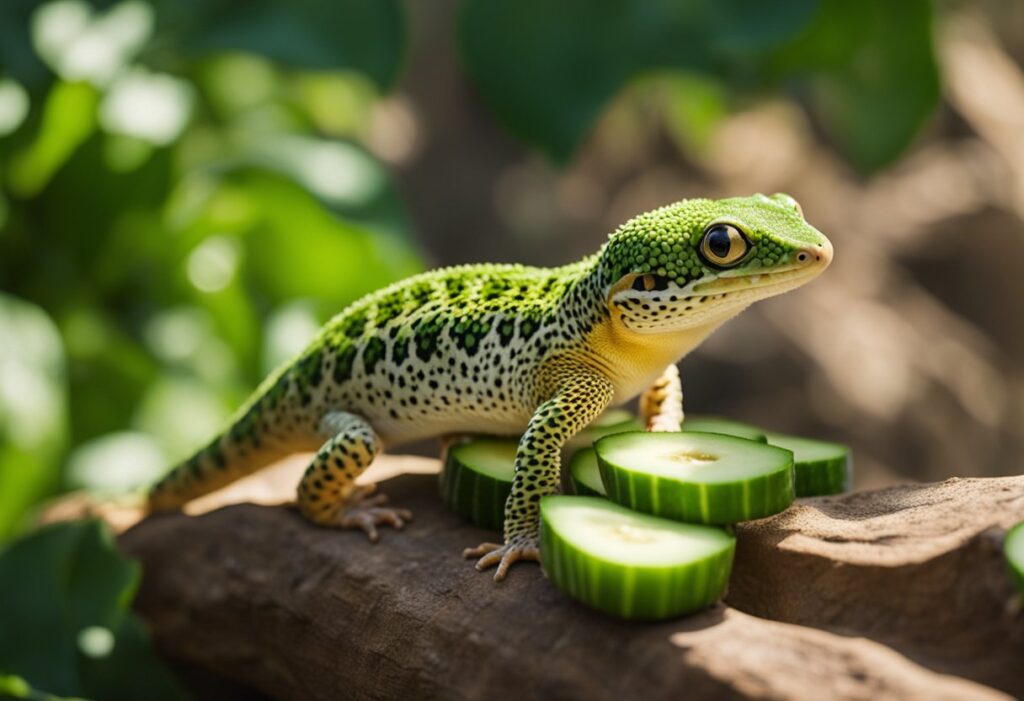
113,458,1022,701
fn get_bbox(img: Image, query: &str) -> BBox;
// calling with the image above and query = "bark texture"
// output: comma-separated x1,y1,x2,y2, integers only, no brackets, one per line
729,476,1024,696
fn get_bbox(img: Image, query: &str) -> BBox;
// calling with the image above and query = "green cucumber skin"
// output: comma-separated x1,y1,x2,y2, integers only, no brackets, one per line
539,508,735,620
439,449,510,531
570,476,605,498
597,450,795,525
794,455,851,497
1007,522,1024,597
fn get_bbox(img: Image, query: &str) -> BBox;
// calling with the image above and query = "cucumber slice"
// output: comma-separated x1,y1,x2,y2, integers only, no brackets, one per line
765,431,852,496
683,416,767,443
595,431,794,524
440,437,516,530
540,495,735,619
1006,522,1024,596
566,409,643,450
568,448,605,497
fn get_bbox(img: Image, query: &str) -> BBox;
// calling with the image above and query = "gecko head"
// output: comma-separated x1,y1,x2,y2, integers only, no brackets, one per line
598,194,832,334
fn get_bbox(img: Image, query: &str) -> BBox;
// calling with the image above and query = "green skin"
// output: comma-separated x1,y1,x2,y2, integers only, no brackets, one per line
148,193,832,581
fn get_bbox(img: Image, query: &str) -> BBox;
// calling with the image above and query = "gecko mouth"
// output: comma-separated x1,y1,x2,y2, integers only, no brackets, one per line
607,239,831,307
693,241,832,295
691,264,814,295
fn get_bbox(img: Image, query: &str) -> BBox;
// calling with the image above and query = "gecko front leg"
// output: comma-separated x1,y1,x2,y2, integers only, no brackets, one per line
639,363,683,432
464,360,614,581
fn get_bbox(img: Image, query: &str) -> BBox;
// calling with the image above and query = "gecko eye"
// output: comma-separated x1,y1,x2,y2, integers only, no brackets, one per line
699,224,750,269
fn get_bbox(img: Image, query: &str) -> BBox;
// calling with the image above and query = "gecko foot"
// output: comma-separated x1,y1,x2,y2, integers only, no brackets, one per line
463,536,540,581
336,486,412,543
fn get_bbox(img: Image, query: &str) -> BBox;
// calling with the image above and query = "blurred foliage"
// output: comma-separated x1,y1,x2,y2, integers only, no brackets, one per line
0,294,67,542
0,0,421,545
459,0,939,172
0,0,405,89
0,520,186,700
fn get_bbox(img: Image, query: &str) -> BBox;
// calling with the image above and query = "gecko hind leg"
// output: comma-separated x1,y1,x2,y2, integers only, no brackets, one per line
297,411,411,542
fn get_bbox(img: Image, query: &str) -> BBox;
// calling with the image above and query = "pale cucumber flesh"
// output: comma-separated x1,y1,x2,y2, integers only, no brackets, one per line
567,409,643,450
683,416,767,443
764,431,851,496
540,495,735,619
595,431,794,524
449,439,518,480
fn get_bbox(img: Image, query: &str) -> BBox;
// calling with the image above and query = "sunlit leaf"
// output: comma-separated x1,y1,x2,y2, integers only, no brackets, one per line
233,170,421,313
247,136,386,211
200,53,279,118
65,431,166,493
9,81,97,196
31,0,154,87
654,72,729,157
262,300,321,374
226,135,414,239
99,69,194,146
0,294,67,542
133,377,230,462
297,71,378,138
0,78,30,137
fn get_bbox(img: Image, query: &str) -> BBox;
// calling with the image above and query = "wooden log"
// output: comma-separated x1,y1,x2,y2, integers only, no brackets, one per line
116,458,1018,700
729,476,1024,697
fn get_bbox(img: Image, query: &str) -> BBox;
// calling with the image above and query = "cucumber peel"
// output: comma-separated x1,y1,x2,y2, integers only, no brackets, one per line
568,447,605,497
440,437,516,530
540,495,735,619
595,431,794,524
1006,522,1024,596
682,416,767,443
765,431,852,497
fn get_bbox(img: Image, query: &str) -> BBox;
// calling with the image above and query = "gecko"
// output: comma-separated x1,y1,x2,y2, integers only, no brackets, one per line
148,193,832,580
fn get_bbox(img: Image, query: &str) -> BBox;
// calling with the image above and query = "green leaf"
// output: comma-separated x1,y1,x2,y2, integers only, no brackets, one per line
153,0,406,89
655,72,728,157
8,81,98,197
458,0,818,163
0,520,185,700
458,0,939,171
232,169,422,313
773,0,940,172
0,294,67,542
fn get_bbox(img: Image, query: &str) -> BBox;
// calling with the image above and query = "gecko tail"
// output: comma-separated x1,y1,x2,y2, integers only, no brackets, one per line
146,375,305,513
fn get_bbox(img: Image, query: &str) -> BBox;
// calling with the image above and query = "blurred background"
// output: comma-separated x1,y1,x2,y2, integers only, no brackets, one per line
1,0,1024,696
